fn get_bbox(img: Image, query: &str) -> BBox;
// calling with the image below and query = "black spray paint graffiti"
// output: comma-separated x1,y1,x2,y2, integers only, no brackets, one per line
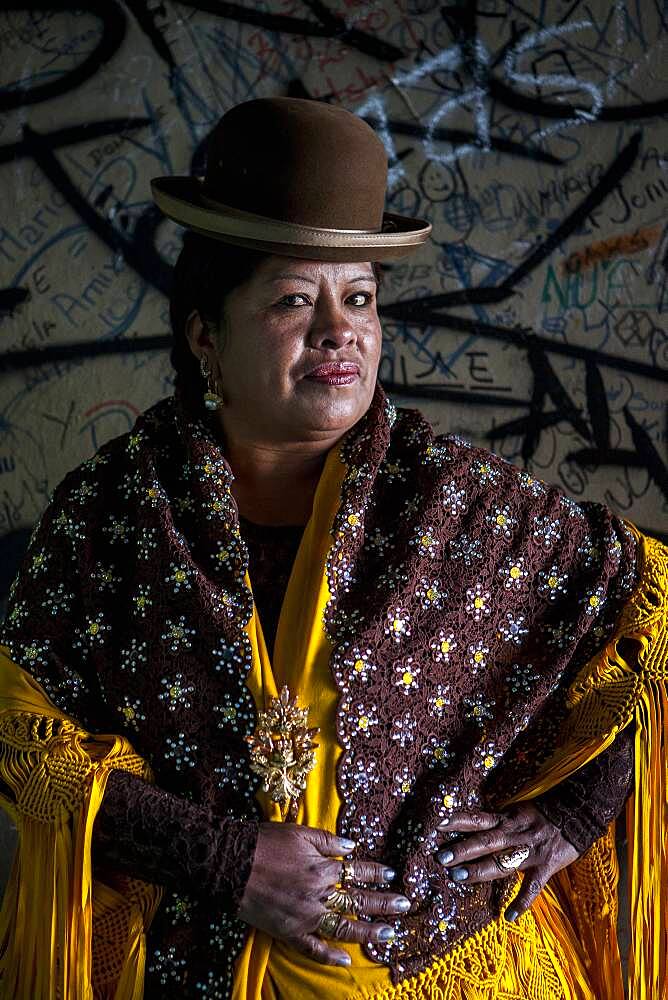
0,0,404,311
439,2,668,124
377,131,668,506
0,0,401,114
0,2,667,518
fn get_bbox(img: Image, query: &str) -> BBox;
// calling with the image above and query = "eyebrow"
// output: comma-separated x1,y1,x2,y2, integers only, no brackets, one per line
266,273,378,286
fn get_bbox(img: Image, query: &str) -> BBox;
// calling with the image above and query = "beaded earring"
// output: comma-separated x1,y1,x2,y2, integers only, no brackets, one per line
200,355,224,410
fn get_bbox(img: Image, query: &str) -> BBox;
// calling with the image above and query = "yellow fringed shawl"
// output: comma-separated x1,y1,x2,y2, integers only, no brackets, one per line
0,523,666,999
0,660,162,1000
507,528,668,1000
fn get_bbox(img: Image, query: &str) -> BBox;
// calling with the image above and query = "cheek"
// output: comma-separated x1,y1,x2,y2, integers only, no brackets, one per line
363,320,383,365
256,329,306,379
222,322,298,382
256,312,305,347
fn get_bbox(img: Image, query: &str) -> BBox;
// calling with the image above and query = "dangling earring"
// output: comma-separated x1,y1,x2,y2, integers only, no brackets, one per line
200,355,224,410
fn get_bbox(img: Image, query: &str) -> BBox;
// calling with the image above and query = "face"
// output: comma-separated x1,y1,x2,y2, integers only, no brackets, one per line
191,255,383,447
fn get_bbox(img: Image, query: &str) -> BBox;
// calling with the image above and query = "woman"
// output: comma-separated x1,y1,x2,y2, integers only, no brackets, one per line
0,97,665,1000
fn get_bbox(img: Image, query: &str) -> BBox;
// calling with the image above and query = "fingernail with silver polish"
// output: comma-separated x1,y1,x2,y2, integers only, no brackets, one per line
437,849,454,865
395,898,411,912
506,908,519,923
378,927,395,941
383,868,396,881
450,867,469,882
340,839,356,851
337,954,352,966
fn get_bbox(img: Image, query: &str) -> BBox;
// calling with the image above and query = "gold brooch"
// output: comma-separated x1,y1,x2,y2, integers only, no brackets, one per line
246,686,319,821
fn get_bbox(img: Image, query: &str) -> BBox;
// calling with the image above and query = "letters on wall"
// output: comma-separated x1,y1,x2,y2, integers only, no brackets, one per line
1,0,667,600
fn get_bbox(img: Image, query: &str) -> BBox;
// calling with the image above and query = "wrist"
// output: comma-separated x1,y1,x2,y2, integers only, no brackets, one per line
218,817,260,916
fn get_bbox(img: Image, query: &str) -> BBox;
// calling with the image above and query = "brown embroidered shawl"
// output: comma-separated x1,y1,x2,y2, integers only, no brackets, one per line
0,385,638,993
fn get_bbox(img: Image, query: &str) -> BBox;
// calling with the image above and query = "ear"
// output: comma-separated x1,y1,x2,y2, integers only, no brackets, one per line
185,310,215,358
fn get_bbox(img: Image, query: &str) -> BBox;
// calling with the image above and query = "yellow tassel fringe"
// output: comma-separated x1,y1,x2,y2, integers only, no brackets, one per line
0,704,161,999
349,886,592,1000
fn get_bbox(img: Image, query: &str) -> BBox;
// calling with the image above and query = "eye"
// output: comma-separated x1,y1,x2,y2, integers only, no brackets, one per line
348,292,374,307
279,293,311,307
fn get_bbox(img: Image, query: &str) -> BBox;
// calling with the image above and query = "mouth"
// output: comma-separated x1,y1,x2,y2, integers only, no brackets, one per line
304,362,360,385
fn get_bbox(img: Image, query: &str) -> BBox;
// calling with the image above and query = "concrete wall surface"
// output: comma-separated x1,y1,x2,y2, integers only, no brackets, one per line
0,1,666,550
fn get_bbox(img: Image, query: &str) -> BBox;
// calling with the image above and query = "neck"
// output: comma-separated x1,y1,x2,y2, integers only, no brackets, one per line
224,436,334,526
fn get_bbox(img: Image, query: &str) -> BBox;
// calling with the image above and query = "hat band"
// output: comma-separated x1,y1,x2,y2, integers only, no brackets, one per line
150,177,432,253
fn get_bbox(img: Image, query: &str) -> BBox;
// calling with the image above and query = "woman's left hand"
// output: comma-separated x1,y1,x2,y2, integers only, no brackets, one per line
434,803,579,923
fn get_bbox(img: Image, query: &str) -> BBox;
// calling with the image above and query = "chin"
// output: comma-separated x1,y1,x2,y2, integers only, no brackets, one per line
309,394,370,431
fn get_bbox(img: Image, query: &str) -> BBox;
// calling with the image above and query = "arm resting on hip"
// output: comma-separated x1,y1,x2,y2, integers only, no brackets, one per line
533,726,634,855
93,769,259,915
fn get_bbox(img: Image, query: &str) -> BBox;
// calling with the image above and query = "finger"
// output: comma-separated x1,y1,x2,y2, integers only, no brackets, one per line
505,869,548,923
290,933,352,967
343,861,396,885
443,848,532,886
321,912,396,947
344,890,411,918
436,827,519,866
437,810,503,833
302,828,357,857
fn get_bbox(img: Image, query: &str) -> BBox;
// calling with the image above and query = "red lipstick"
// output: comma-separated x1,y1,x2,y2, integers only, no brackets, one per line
305,362,360,385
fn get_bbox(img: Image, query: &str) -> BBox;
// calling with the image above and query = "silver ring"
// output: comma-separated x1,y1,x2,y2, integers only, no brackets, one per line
494,845,530,872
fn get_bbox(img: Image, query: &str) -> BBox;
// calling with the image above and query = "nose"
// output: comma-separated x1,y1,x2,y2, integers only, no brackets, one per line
307,297,356,351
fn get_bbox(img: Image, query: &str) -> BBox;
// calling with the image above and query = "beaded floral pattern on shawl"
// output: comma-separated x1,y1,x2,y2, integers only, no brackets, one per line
0,386,637,993
322,389,636,979
1,396,262,997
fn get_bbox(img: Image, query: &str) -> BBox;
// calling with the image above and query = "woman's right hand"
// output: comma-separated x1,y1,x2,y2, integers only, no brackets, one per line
237,821,411,966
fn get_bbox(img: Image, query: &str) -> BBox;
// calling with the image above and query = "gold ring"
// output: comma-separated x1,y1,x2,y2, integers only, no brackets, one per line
494,845,530,872
326,888,357,914
318,909,343,937
340,861,355,885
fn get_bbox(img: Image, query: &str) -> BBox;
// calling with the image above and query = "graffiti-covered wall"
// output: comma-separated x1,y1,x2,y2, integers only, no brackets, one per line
1,0,667,587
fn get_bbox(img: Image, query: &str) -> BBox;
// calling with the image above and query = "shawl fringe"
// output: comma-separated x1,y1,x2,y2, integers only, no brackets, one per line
0,686,162,1000
348,885,591,1000
628,674,667,1000
547,526,667,1000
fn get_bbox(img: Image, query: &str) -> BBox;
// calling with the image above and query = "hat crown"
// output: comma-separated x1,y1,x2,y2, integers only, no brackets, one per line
202,97,388,231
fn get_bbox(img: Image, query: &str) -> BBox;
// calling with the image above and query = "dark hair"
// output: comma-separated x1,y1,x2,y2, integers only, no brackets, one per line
169,232,270,409
169,232,384,409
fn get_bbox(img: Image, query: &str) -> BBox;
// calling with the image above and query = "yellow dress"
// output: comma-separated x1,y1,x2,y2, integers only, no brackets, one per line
231,445,601,1000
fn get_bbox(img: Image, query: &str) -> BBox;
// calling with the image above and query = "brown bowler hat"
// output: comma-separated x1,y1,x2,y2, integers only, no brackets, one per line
151,97,431,261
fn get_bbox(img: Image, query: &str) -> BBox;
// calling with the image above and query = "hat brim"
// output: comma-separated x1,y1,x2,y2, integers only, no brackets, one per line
151,177,431,262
